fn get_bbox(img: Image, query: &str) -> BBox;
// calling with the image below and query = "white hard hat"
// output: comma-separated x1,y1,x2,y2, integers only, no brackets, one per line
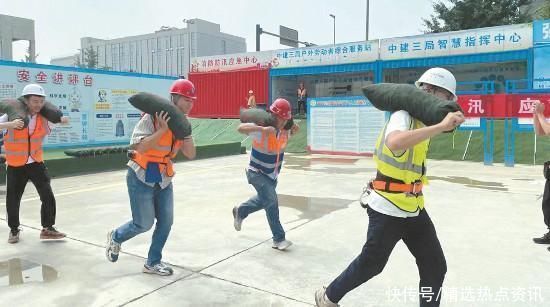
22,84,46,97
415,67,457,101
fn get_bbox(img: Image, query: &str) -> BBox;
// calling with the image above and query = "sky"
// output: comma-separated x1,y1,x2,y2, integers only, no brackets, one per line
0,0,437,64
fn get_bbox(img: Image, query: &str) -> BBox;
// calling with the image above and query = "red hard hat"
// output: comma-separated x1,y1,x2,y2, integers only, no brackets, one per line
170,79,196,99
270,98,292,120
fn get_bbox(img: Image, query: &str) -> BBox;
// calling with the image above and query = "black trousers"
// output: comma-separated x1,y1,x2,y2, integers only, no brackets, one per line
6,162,56,230
326,207,447,306
543,180,550,229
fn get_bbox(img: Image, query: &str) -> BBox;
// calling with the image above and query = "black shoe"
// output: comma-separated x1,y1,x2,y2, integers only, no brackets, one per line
533,231,550,244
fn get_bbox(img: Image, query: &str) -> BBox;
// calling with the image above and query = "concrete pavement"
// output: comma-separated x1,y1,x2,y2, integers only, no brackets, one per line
0,154,549,306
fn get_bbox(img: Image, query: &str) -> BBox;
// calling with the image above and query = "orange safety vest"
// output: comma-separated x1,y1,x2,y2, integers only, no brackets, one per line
130,125,182,177
4,115,49,167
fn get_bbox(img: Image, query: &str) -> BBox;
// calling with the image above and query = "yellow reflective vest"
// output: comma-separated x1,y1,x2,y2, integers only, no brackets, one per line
372,117,430,212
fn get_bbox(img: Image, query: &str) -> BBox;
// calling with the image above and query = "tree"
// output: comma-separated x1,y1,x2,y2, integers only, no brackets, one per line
535,2,550,19
423,0,533,33
74,54,83,67
21,47,38,63
82,46,98,69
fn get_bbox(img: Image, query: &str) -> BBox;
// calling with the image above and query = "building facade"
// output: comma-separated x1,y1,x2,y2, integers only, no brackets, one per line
0,14,35,62
64,19,245,77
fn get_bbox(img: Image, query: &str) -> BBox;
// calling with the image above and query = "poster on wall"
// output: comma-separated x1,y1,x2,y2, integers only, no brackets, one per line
534,46,550,89
0,62,175,148
307,96,386,155
93,88,142,141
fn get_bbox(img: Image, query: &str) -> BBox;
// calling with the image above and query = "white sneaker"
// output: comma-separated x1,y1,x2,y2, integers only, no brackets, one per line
142,263,174,276
272,239,293,250
315,286,340,307
105,230,121,262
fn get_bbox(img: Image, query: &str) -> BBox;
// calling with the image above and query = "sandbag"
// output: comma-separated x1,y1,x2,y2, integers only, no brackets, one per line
240,108,275,126
0,98,29,128
128,92,192,139
0,97,64,127
240,108,295,130
38,99,63,123
362,83,463,127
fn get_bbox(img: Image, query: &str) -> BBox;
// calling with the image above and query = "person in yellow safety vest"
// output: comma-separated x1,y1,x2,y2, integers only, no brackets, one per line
105,79,197,276
2,84,70,244
233,98,299,251
532,101,550,249
315,67,465,307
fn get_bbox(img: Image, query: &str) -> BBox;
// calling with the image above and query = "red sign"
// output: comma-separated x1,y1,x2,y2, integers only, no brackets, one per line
457,95,487,118
68,74,79,85
507,94,550,118
52,72,64,84
17,70,30,82
35,71,48,83
457,93,550,119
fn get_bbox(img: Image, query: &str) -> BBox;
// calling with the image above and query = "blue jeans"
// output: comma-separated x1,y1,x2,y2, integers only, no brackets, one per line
326,206,447,306
237,170,285,242
113,168,174,266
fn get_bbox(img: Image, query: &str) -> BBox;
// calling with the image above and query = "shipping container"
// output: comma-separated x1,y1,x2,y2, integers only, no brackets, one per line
189,68,269,118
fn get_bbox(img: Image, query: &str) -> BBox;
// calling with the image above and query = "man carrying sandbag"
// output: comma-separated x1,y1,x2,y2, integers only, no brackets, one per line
105,79,196,276
232,98,299,250
2,84,69,244
315,68,465,307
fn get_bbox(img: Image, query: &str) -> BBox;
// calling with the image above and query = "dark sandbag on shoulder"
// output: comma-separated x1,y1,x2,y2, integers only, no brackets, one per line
0,97,63,128
38,99,63,123
240,108,275,126
362,83,462,126
240,108,294,130
128,92,192,139
0,98,30,127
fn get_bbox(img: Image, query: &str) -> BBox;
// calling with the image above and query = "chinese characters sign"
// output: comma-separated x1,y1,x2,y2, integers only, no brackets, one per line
191,41,379,72
380,23,532,60
273,40,378,68
16,69,93,87
191,51,275,73
534,19,550,44
1,62,175,147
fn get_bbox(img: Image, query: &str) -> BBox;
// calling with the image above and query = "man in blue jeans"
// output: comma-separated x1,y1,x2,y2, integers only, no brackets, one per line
105,79,197,275
315,68,465,306
233,98,298,250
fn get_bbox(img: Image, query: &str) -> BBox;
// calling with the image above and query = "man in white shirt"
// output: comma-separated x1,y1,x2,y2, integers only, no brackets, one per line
316,68,465,307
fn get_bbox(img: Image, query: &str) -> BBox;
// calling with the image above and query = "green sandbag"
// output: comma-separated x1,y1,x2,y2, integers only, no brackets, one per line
362,83,463,126
128,92,191,139
240,108,295,130
240,108,275,126
0,99,29,128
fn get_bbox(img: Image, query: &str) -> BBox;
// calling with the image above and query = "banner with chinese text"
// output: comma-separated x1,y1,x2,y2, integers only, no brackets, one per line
307,96,385,156
0,61,175,148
